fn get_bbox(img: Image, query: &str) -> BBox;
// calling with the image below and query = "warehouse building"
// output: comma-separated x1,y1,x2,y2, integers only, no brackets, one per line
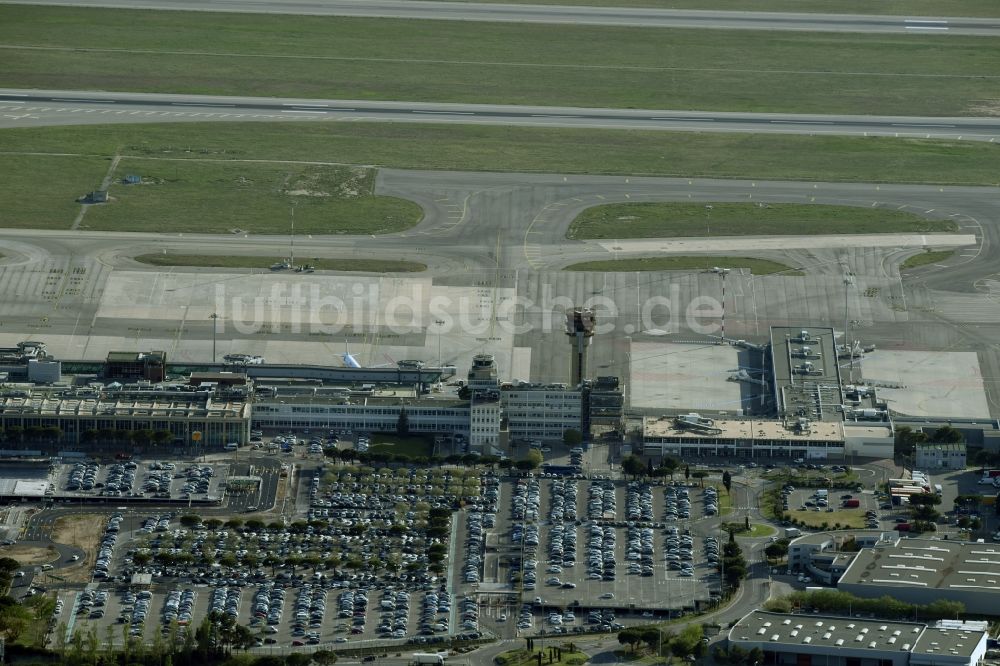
728,610,988,666
838,538,1000,616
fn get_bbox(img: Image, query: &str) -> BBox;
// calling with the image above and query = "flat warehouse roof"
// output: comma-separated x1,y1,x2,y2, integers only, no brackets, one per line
731,610,986,659
731,610,926,653
839,539,1000,593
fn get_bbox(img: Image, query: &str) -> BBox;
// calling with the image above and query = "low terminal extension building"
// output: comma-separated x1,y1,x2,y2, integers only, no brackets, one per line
728,610,988,666
640,413,892,460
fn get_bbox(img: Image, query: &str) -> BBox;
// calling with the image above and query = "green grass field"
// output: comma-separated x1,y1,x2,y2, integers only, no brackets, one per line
567,202,957,239
2,6,997,116
133,254,426,273
900,249,955,270
369,434,434,459
2,124,998,189
787,508,866,529
565,256,800,274
0,154,111,230
77,159,421,234
438,0,1000,16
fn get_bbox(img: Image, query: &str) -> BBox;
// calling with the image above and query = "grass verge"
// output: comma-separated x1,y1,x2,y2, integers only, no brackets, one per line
438,0,1000,16
900,249,955,270
2,6,998,116
82,160,421,234
743,523,778,538
564,256,800,275
369,434,434,459
496,647,589,666
133,254,426,273
567,202,956,239
1,124,998,189
786,508,866,529
0,154,110,230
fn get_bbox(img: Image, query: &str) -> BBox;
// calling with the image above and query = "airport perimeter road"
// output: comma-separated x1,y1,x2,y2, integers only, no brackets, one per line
4,0,1000,35
2,90,999,141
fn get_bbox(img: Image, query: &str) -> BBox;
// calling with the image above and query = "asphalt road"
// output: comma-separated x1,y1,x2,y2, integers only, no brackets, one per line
2,90,998,141
4,0,999,35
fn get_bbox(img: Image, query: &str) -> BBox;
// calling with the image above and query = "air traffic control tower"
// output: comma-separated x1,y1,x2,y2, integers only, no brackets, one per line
566,308,596,387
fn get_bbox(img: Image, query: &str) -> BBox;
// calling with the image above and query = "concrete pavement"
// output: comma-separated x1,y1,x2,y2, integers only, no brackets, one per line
3,0,999,35
3,90,999,140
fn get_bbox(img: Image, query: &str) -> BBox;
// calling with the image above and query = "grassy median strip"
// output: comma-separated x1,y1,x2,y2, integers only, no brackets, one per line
438,0,1000,17
133,254,426,273
79,160,422,235
567,202,957,239
2,6,997,116
900,249,955,270
565,256,801,275
1,123,998,189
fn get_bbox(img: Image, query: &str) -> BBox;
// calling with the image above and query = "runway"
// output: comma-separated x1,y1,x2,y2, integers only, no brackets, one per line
4,0,999,35
3,90,998,141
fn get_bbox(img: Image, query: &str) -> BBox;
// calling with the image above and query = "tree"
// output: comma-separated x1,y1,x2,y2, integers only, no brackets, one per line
152,429,173,446
764,542,788,561
930,425,964,444
722,471,732,494
894,426,928,457
313,650,338,665
658,456,680,480
5,426,23,446
685,465,690,480
618,628,641,652
621,455,645,479
516,449,543,471
396,409,410,436
179,514,202,528
692,470,709,487
563,428,583,447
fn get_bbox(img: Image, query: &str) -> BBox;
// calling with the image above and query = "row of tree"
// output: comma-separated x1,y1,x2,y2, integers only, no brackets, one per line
0,425,64,444
618,623,707,660
49,611,341,666
620,454,711,485
765,589,964,621
325,446,504,469
0,426,179,446
894,425,963,457
721,530,749,590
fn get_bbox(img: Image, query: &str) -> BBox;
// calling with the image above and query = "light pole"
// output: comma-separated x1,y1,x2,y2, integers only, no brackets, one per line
843,274,855,383
717,267,730,344
434,319,445,367
209,313,219,363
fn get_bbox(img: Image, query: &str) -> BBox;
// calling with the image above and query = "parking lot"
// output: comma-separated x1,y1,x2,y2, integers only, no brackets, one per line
42,462,507,651
480,475,719,634
52,461,229,502
34,458,742,650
